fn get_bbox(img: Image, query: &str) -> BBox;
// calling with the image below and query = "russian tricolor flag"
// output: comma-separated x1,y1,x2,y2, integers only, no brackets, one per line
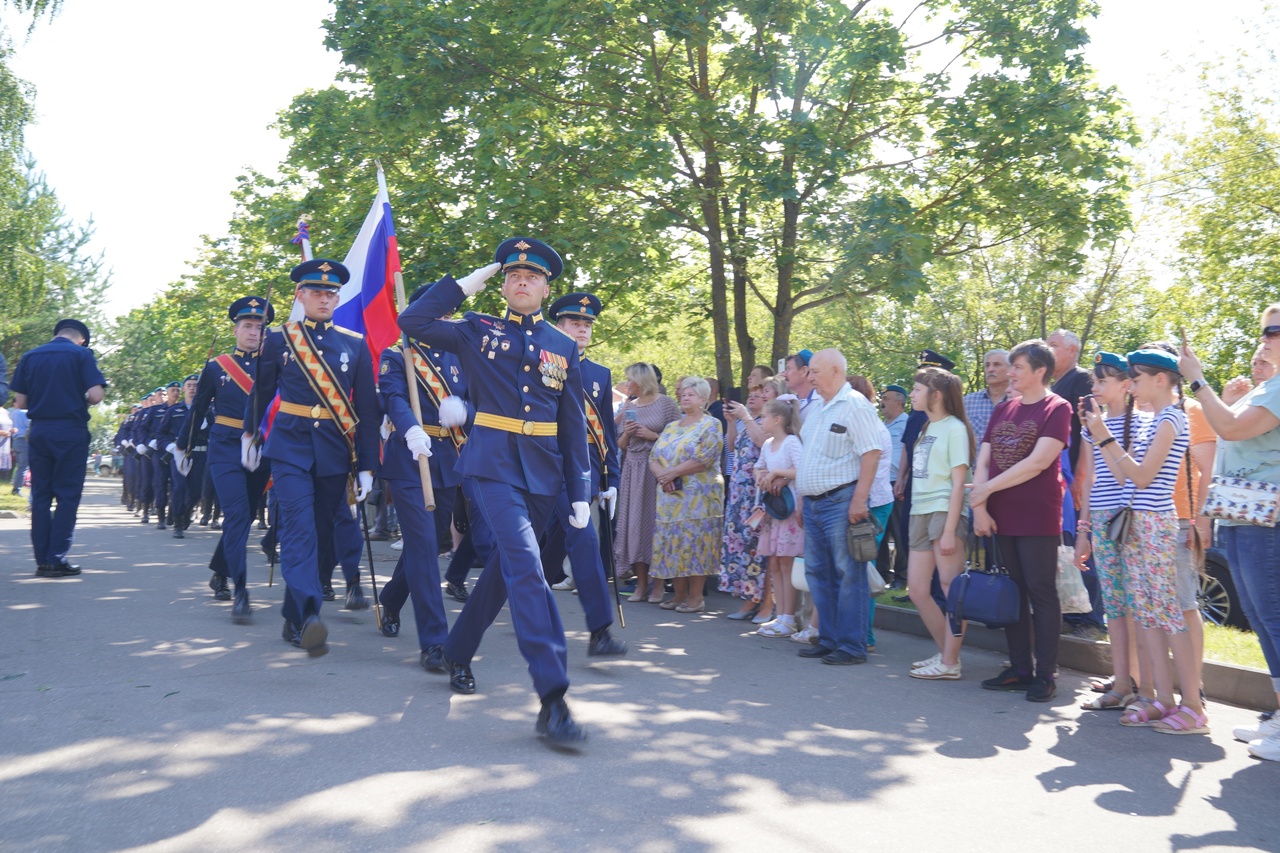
291,174,402,375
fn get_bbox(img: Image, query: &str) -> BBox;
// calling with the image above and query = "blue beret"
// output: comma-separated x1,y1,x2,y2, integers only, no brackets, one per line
549,291,601,322
290,258,350,290
918,349,956,371
184,374,198,383
54,318,91,346
229,296,275,323
1127,348,1181,375
795,349,813,366
494,237,562,282
884,384,908,397
165,381,181,389
1093,351,1128,372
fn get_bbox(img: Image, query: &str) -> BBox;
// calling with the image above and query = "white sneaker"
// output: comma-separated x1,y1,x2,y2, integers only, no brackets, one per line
789,626,819,644
757,618,796,638
909,660,962,680
1248,730,1280,761
912,652,942,670
1233,712,1279,743
551,578,576,591
391,540,404,551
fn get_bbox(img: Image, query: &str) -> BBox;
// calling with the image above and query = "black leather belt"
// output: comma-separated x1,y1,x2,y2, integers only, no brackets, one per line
810,481,855,501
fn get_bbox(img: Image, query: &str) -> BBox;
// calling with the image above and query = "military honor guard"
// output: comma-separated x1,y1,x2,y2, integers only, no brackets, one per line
146,381,180,530
157,374,204,538
180,297,274,618
374,280,471,670
131,388,163,523
114,404,141,511
398,237,592,745
244,260,380,654
544,292,626,656
9,318,106,577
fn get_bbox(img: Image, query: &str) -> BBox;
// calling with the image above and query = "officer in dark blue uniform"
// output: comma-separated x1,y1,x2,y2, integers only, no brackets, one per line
131,388,163,523
398,237,593,745
9,318,106,576
375,280,469,671
544,291,626,656
146,381,180,530
114,404,141,511
180,297,274,619
157,374,203,538
245,260,381,654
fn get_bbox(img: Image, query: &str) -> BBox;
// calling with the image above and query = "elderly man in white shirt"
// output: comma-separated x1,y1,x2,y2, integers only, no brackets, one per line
795,349,887,665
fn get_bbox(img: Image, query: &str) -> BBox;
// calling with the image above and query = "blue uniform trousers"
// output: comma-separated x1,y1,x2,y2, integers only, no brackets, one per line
445,478,494,587
433,484,456,556
137,451,153,505
151,453,170,519
170,451,206,522
321,504,363,588
207,443,269,587
550,493,613,632
28,422,89,565
272,460,347,623
379,479,449,650
443,477,569,700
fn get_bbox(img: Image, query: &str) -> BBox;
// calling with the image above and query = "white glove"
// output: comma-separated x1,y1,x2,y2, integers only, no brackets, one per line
569,501,591,529
148,439,159,450
137,442,150,456
380,415,392,441
404,425,433,461
165,442,177,455
457,262,502,297
355,470,374,502
438,396,467,428
241,434,261,471
599,486,618,520
174,448,193,477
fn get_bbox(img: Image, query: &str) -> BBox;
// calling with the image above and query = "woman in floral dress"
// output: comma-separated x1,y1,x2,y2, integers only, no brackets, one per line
719,383,776,616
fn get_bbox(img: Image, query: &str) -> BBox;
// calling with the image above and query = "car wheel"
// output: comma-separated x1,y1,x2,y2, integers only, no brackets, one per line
1201,550,1250,630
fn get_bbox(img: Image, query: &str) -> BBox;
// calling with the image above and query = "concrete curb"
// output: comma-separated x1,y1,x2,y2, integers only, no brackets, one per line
874,603,1274,711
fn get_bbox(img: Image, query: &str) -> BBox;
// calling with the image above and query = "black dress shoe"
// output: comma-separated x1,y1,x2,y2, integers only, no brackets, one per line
821,650,867,665
259,535,277,562
35,563,79,578
127,501,135,512
798,645,835,659
587,627,628,657
299,615,328,655
282,619,302,645
380,612,400,637
232,589,252,623
322,583,336,602
420,644,446,673
211,520,221,530
345,584,369,610
172,527,184,539
209,573,232,601
199,516,210,526
157,520,167,531
445,657,476,694
140,512,149,524
537,696,587,745
367,530,389,541
445,582,469,602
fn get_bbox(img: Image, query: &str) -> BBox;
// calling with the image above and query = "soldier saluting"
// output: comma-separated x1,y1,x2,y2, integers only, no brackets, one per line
244,259,380,655
398,237,592,746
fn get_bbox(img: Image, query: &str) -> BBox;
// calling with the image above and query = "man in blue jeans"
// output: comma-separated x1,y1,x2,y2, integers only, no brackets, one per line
795,348,884,665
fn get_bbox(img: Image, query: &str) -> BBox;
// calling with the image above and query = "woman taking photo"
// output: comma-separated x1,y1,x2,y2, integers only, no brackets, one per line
649,377,725,612
720,383,770,619
1182,306,1280,759
614,363,681,602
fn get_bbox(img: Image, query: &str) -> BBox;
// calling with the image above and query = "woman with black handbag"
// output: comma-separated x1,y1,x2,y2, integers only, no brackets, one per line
1181,306,1280,759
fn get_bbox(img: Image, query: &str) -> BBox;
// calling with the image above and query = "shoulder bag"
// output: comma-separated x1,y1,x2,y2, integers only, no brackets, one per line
946,535,1021,636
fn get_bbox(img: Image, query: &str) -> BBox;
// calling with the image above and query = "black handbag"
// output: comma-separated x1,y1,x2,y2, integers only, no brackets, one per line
946,535,1021,636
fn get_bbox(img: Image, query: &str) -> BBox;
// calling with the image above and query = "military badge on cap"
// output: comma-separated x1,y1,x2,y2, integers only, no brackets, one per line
291,258,351,290
229,296,275,324
494,237,563,281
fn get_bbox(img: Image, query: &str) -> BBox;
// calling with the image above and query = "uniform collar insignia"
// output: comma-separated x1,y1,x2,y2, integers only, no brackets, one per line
503,309,544,325
233,349,245,357
302,319,334,330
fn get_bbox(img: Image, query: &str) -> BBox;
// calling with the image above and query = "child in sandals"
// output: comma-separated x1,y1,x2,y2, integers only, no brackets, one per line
905,368,974,680
1083,348,1207,735
1075,353,1148,710
754,398,804,638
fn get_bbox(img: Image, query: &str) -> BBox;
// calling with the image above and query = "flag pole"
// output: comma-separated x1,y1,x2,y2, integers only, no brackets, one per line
379,162,436,513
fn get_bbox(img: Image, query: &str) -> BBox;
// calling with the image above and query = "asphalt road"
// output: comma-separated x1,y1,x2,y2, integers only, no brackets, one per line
1,478,1276,852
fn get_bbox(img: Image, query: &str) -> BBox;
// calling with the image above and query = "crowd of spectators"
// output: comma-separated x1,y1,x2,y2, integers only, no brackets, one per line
606,313,1280,762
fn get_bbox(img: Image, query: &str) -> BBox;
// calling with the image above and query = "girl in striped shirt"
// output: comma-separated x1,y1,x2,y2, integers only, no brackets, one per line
1076,353,1148,710
1083,348,1206,735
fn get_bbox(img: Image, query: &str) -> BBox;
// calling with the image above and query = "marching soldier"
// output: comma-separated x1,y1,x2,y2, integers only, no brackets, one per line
157,374,203,538
244,259,380,654
544,292,625,656
147,381,180,530
179,297,273,619
114,404,141,511
9,318,106,576
398,237,592,745
132,388,163,523
376,280,469,671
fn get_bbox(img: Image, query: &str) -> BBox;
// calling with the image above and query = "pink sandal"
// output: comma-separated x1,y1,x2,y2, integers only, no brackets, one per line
1151,705,1210,736
1119,699,1172,727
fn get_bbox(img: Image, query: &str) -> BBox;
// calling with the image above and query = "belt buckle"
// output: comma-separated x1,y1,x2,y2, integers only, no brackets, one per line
310,404,323,419
521,420,535,436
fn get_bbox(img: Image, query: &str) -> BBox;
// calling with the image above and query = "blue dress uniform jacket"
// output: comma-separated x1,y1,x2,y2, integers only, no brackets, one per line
248,322,381,477
580,356,621,492
378,343,467,489
397,276,590,504
180,349,271,590
8,336,106,567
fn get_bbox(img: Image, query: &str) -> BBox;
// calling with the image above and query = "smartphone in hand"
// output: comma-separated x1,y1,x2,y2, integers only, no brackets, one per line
624,409,638,423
